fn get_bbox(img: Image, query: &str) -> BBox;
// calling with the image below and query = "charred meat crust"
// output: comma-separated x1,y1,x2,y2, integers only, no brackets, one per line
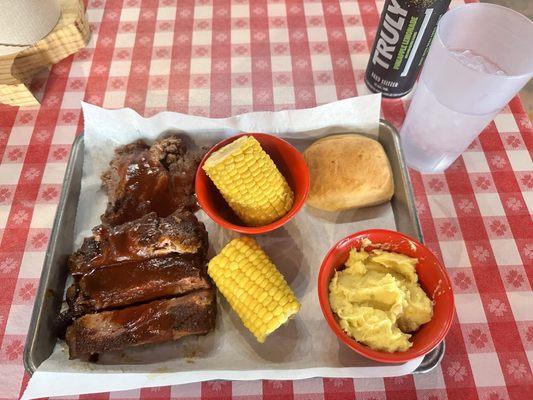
68,211,208,276
149,136,187,171
66,289,216,359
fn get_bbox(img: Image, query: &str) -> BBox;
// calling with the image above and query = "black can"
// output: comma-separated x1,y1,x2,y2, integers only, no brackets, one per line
365,0,451,98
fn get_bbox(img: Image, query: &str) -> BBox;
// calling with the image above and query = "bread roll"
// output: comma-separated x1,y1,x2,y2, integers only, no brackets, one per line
303,134,394,212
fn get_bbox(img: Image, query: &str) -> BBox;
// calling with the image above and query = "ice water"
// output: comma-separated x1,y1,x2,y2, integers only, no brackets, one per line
450,50,506,76
401,50,507,172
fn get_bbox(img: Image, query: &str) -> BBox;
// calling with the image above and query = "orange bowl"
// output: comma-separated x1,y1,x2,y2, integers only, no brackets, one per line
318,229,454,363
195,133,310,234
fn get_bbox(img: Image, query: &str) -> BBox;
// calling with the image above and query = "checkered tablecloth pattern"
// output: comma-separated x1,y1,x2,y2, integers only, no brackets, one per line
0,0,531,399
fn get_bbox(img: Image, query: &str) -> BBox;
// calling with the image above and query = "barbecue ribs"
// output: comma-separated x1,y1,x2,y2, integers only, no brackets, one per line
68,211,208,276
66,290,216,359
62,135,216,361
67,253,211,316
101,136,201,226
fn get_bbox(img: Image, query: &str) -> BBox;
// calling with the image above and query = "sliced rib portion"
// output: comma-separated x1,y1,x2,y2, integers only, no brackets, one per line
67,253,211,315
68,211,208,276
66,289,216,359
101,136,200,226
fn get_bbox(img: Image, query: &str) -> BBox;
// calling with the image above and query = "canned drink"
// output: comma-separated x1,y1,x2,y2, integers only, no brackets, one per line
365,0,451,98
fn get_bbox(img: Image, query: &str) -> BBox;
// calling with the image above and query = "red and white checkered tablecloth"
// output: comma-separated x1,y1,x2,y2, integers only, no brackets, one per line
0,0,532,399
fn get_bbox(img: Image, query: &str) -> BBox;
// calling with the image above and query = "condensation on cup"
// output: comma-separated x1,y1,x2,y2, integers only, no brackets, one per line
400,4,533,173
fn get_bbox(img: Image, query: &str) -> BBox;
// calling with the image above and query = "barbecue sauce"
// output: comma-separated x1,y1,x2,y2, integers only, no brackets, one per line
107,290,215,337
77,254,209,310
106,151,182,225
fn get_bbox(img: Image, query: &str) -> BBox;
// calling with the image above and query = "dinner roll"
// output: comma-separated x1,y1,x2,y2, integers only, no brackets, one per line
303,134,394,212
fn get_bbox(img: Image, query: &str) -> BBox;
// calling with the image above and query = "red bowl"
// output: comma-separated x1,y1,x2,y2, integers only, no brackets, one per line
195,133,310,234
318,229,454,363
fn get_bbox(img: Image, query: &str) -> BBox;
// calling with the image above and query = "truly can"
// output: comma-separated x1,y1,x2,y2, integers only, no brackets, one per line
364,0,451,98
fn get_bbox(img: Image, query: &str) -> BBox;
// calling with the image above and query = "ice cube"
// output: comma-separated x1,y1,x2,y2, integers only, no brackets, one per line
451,49,507,76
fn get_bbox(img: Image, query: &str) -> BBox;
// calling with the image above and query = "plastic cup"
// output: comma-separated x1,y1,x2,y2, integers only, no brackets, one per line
399,3,533,173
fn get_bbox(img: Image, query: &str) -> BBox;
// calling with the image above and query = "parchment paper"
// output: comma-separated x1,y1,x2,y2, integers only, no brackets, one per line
22,94,424,400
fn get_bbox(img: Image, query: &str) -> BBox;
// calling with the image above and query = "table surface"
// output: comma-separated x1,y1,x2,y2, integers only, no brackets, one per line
0,0,532,399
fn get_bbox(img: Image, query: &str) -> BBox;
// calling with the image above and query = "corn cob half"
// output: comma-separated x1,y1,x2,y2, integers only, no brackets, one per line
202,136,294,226
208,237,300,342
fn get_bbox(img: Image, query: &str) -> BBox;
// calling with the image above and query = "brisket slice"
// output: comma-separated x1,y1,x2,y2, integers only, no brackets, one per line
66,253,211,316
66,289,216,359
68,211,208,276
101,136,201,226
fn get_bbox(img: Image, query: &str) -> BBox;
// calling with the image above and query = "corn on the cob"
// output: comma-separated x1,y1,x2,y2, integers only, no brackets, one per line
208,237,300,342
203,136,294,226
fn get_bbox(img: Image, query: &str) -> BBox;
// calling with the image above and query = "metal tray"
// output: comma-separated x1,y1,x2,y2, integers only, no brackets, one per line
24,120,444,375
